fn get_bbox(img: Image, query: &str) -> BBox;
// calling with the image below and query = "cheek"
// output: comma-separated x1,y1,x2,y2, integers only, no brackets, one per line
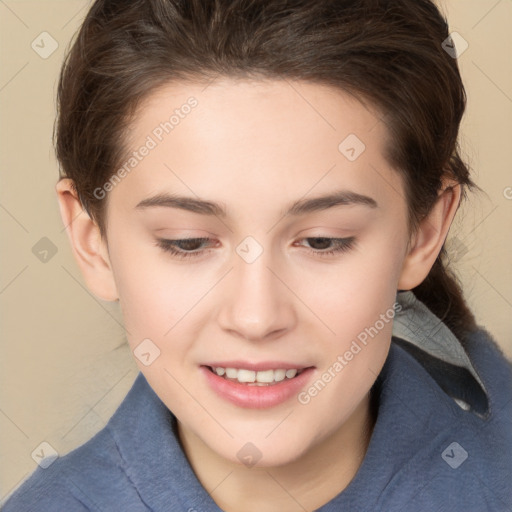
297,233,404,399
298,254,400,425
108,239,195,343
304,238,404,333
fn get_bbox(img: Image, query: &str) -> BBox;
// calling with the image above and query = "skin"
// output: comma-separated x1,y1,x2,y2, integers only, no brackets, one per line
56,78,461,512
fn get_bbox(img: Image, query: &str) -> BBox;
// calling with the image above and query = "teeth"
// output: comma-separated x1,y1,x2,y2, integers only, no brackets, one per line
211,366,303,384
237,369,256,383
225,368,238,378
273,369,286,382
255,369,274,383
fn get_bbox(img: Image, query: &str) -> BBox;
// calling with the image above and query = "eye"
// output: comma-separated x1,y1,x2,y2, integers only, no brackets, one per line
155,237,216,260
295,237,356,257
155,236,356,260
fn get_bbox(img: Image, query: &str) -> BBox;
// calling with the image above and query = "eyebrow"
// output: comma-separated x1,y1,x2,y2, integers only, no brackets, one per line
135,190,378,218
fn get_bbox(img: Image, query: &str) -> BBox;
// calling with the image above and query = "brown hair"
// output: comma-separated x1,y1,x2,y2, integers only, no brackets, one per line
55,0,479,342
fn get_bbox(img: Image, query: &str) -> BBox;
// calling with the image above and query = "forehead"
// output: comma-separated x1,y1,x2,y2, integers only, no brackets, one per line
130,77,385,146
109,78,403,216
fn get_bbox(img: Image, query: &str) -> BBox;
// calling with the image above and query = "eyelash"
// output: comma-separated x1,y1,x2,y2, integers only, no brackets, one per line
155,236,356,260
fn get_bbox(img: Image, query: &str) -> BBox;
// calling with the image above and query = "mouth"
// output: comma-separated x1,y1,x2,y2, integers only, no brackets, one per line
200,363,316,409
203,365,312,386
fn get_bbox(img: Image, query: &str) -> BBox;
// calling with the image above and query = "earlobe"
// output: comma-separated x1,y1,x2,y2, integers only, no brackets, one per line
397,181,461,291
56,178,119,302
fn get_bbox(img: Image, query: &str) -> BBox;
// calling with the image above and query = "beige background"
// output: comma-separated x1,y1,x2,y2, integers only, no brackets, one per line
1,0,511,503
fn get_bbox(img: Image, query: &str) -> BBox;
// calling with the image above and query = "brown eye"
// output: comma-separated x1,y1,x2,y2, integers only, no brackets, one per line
296,237,356,257
155,237,215,259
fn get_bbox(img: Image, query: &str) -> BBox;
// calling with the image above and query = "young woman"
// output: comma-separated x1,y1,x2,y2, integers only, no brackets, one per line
4,0,511,510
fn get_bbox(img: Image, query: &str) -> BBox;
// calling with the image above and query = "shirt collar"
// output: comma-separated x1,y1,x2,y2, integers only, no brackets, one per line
392,290,488,416
107,372,225,511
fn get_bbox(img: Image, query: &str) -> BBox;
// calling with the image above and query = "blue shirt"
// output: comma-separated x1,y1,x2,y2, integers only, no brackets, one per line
3,292,512,511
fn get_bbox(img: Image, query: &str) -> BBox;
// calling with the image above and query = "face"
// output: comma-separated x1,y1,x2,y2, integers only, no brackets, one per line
103,78,410,466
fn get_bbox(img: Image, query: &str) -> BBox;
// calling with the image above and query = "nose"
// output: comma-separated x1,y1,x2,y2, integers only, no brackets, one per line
217,247,296,342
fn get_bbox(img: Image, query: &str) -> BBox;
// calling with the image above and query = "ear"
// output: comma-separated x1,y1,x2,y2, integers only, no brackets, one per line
56,178,119,302
397,179,461,291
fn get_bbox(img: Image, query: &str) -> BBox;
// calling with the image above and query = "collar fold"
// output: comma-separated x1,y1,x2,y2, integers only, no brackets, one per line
392,290,489,416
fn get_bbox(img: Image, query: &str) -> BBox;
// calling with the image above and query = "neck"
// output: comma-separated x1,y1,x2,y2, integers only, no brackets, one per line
177,389,377,512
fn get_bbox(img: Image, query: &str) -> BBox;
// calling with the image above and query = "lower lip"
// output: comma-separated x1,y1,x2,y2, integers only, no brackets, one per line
200,366,315,409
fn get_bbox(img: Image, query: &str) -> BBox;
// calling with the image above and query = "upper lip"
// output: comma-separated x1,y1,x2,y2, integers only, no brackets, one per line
203,361,314,371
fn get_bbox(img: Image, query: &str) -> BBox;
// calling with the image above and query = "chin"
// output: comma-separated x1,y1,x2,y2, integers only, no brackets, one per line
210,431,315,469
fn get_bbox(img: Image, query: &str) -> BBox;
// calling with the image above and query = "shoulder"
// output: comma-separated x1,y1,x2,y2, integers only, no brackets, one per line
379,324,512,511
428,327,512,509
464,325,512,397
1,416,146,511
460,326,512,462
2,372,192,512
